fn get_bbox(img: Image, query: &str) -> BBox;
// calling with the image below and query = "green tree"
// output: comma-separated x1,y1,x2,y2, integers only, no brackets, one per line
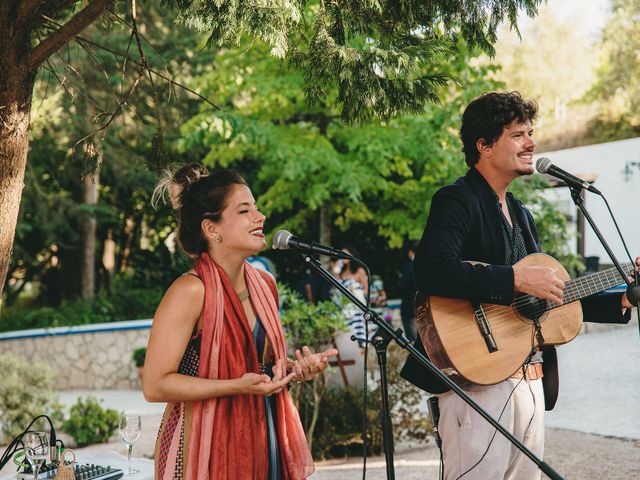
491,6,598,150
585,0,640,142
277,284,346,451
0,0,544,299
178,38,502,255
4,3,208,306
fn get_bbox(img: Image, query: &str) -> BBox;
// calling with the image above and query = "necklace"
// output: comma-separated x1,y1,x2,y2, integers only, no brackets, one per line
238,289,249,302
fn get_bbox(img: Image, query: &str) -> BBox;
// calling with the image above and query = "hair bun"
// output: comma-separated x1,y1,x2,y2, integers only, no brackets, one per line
152,163,209,210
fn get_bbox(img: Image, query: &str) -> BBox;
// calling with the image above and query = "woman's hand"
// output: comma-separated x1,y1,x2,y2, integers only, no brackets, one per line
291,346,339,382
235,363,296,396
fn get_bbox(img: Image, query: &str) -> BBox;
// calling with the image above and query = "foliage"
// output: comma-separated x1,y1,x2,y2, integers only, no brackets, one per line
278,283,347,348
62,396,120,447
0,353,63,443
178,36,500,247
384,343,433,444
491,6,599,150
297,343,432,459
132,347,147,368
277,284,346,450
510,177,583,273
174,0,545,123
4,1,208,308
0,283,162,333
278,285,431,457
1,0,547,303
584,0,640,143
299,384,381,458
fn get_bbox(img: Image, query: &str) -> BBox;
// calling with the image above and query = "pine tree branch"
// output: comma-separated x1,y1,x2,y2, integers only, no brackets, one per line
73,35,221,110
27,0,112,71
40,0,81,21
72,68,145,149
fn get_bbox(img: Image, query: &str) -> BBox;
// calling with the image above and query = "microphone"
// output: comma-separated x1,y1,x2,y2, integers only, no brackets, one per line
272,230,353,259
536,157,601,194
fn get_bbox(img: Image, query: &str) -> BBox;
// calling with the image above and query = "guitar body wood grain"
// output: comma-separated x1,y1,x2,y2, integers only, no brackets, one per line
417,253,583,386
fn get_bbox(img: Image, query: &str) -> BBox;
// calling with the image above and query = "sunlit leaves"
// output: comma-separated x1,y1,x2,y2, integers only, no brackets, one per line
173,0,544,123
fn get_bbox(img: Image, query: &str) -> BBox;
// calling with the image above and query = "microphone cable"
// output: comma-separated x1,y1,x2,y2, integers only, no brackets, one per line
454,377,524,480
597,193,640,325
455,339,541,480
598,194,635,265
0,414,64,471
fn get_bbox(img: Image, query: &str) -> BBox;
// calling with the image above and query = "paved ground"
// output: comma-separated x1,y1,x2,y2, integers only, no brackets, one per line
546,322,640,439
2,321,639,479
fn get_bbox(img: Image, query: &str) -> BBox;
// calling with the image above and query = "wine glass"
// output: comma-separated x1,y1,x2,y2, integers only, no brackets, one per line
23,432,48,480
119,414,141,475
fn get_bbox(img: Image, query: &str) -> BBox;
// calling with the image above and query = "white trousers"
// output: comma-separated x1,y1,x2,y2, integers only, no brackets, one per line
437,378,545,480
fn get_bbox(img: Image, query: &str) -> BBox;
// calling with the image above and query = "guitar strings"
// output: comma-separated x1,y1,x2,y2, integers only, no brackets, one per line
478,268,624,320
482,264,630,314
474,264,632,322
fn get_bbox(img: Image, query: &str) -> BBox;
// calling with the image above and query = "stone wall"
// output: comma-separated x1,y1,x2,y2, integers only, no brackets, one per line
0,305,634,391
0,321,151,390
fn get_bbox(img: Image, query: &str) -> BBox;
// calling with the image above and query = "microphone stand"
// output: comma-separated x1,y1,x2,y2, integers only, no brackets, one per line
301,254,564,480
569,185,640,306
567,186,640,329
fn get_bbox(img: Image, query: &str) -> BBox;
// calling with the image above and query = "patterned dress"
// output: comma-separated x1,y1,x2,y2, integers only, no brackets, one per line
253,318,282,480
155,319,282,480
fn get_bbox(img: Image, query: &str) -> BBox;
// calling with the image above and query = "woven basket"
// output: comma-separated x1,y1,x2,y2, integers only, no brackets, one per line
54,449,76,480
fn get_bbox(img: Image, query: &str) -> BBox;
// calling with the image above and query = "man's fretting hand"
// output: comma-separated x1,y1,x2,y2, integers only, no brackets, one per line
513,265,565,305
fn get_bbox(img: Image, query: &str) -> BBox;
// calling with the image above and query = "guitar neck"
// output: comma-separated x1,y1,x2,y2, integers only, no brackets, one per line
563,262,634,304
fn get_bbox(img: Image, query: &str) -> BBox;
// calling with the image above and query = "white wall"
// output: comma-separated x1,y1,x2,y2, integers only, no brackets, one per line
536,137,640,266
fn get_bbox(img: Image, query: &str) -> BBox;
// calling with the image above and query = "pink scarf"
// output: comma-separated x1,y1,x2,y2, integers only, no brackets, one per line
186,253,314,479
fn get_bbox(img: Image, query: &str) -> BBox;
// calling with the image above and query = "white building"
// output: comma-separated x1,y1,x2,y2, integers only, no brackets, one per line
536,137,640,268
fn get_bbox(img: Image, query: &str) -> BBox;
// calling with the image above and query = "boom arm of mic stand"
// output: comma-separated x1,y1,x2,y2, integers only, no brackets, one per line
302,254,564,480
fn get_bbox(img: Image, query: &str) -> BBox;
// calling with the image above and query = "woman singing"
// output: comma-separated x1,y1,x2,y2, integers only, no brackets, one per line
143,164,337,480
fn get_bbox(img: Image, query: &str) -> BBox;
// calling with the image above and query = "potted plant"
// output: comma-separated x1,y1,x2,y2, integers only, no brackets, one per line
132,347,147,384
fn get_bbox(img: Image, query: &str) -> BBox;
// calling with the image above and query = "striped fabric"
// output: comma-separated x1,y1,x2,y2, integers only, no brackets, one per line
155,333,200,480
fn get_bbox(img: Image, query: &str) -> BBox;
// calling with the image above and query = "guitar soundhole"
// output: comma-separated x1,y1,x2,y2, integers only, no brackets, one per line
513,294,549,323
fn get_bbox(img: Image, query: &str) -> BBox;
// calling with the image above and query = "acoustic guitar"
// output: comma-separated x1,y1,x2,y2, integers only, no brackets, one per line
415,253,634,387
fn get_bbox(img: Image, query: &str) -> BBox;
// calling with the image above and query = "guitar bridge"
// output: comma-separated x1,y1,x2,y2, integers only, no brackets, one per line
473,303,498,353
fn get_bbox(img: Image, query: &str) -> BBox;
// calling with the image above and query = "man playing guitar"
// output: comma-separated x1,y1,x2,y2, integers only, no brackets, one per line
401,91,639,480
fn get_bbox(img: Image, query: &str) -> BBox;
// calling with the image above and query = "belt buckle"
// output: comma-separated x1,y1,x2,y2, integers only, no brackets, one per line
512,363,542,382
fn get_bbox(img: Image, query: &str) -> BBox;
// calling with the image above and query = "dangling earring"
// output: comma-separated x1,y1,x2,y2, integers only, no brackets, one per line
214,233,222,243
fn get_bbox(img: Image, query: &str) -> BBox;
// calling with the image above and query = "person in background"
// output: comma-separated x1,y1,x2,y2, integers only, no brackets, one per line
294,268,332,304
332,246,368,346
340,246,369,297
144,163,337,480
398,240,419,341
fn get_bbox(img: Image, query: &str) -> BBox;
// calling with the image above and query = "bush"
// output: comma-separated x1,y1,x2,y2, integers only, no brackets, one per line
0,353,63,444
132,347,147,368
298,342,432,459
62,396,120,447
278,284,432,458
0,284,163,333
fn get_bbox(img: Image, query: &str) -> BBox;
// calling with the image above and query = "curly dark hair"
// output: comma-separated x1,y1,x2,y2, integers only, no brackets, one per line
153,163,248,256
460,91,538,167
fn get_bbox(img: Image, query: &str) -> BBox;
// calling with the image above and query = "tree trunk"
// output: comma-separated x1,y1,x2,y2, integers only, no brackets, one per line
0,0,111,301
80,161,100,300
0,30,36,299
